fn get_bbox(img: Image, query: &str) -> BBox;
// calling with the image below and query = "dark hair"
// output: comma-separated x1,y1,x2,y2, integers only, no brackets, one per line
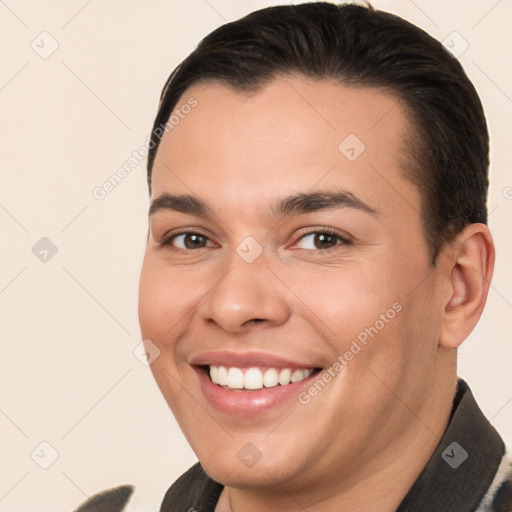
147,2,489,265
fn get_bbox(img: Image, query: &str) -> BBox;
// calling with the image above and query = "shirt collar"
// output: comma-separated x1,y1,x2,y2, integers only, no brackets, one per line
396,378,505,511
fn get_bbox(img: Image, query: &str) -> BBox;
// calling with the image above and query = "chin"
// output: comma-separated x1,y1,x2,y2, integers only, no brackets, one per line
201,455,300,489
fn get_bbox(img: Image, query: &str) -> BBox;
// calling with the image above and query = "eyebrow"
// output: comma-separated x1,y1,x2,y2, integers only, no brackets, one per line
149,190,379,219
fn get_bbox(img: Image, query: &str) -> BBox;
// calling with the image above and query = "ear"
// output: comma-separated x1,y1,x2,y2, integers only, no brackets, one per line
439,223,495,349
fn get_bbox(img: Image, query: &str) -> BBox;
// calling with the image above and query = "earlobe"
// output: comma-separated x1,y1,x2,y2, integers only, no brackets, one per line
439,224,495,350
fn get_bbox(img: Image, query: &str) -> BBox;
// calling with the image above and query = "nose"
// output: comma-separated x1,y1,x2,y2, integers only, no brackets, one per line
196,250,291,333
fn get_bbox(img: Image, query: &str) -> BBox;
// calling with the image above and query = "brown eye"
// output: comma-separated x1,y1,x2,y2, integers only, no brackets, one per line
166,233,214,249
294,231,351,250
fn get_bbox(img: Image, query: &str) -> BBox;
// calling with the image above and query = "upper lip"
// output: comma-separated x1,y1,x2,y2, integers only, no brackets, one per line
189,350,323,369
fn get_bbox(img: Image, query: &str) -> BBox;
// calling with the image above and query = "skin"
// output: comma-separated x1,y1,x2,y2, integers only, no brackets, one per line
138,76,494,511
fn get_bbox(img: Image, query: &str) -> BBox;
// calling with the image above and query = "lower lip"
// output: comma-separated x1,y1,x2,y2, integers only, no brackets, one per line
194,367,319,417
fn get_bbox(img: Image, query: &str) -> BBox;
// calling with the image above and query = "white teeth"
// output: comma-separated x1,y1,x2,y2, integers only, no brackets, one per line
208,365,314,390
244,368,263,390
227,367,244,389
291,369,305,383
278,368,291,385
263,368,279,387
217,366,228,385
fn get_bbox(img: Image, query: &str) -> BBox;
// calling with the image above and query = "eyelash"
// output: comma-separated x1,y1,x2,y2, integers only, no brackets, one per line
159,228,353,252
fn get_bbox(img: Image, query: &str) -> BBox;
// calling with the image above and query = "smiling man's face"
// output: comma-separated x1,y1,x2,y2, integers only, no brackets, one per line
138,77,455,499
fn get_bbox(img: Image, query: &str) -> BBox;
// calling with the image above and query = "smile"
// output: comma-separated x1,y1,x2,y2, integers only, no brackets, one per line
190,351,324,416
208,365,316,390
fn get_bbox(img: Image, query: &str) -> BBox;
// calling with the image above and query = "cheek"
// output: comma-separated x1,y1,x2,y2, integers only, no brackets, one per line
138,263,165,340
356,272,443,413
293,256,431,389
138,257,191,345
286,263,400,346
138,262,195,411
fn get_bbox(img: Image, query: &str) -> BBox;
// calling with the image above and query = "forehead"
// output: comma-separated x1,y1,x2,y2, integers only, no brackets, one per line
151,77,419,221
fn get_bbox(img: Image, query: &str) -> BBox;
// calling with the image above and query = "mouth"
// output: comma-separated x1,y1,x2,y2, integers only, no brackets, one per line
189,353,325,417
189,351,326,416
199,364,322,391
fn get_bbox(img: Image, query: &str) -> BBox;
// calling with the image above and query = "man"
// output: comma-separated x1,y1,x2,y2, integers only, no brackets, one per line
76,2,512,511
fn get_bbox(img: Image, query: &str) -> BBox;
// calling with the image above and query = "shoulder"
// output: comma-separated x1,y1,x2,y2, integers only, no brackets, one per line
475,450,512,512
159,462,224,512
72,485,135,511
71,463,224,512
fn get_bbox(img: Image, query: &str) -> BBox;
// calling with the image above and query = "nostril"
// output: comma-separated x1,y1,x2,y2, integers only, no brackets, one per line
242,318,265,326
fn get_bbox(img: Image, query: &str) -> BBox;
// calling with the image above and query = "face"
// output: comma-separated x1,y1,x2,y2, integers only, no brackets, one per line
138,77,446,494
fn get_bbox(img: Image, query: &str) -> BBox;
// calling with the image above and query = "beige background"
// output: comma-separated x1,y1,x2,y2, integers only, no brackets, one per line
0,1,511,510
